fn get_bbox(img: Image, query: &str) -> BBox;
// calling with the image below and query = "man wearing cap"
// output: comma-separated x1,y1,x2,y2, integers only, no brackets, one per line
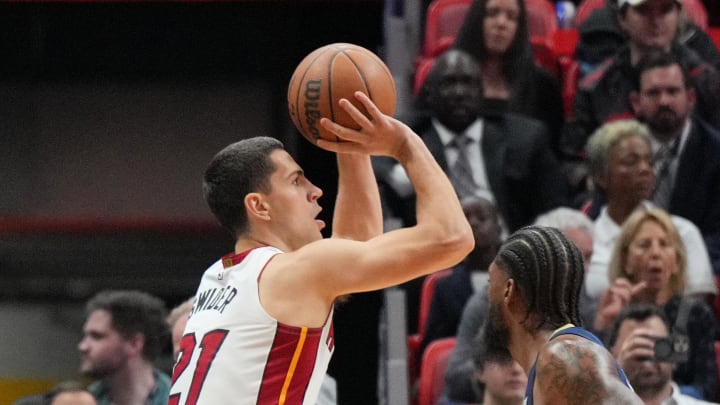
560,0,720,161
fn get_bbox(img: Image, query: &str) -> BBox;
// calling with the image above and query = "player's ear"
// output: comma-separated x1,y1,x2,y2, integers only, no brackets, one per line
245,193,271,221
505,278,526,317
503,277,516,305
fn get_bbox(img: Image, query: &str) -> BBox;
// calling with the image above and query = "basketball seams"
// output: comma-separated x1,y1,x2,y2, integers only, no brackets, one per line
288,43,396,143
291,46,334,141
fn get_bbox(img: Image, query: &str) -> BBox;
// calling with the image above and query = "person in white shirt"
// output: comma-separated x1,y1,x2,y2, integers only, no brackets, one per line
583,119,715,300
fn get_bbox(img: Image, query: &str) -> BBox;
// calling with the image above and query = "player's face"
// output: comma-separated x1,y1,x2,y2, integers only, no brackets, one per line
265,150,324,250
634,65,694,138
77,310,132,378
604,135,655,204
51,392,98,405
624,220,678,294
483,0,520,56
484,261,514,359
477,359,527,403
620,0,678,51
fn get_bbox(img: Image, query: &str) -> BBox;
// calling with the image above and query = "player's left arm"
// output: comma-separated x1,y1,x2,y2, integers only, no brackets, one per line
533,337,643,405
332,152,383,241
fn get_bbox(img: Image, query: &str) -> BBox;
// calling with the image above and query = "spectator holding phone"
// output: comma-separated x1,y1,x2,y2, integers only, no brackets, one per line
607,303,719,404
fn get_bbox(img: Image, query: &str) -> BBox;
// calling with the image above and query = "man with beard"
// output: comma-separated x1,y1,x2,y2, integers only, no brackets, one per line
607,303,719,404
630,50,720,276
485,226,642,404
78,290,170,405
562,0,720,161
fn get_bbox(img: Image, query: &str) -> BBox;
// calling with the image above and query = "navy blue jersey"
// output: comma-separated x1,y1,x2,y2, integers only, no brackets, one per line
524,325,631,405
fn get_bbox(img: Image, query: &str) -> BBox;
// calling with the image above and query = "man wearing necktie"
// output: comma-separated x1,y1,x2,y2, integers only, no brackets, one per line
630,51,720,276
373,49,568,234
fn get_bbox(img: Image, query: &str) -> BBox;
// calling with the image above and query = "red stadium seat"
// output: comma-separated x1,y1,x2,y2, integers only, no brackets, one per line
417,337,457,405
561,58,581,117
414,57,436,95
423,0,473,58
710,27,720,51
553,28,579,59
407,269,452,390
682,0,708,31
531,35,560,77
526,0,559,39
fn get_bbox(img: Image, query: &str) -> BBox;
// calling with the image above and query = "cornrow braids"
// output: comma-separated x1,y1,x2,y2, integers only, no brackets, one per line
495,225,584,331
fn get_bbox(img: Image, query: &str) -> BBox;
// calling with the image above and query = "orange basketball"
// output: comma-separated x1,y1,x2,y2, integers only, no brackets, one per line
287,43,397,143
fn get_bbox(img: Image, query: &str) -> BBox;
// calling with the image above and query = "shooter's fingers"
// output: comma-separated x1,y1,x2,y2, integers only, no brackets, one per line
318,118,364,147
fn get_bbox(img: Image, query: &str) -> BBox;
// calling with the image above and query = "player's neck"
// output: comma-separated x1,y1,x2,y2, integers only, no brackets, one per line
235,238,267,253
510,326,551,374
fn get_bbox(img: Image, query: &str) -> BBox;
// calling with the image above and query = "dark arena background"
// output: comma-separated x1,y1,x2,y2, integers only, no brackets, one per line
0,1,393,404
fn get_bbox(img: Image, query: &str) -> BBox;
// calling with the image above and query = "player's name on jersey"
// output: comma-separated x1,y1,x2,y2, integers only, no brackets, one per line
191,285,238,316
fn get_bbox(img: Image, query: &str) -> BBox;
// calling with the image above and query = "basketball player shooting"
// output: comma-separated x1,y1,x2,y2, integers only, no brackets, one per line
167,91,473,404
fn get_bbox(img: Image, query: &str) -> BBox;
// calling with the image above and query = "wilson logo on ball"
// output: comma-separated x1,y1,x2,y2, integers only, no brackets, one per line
304,79,322,140
288,43,396,144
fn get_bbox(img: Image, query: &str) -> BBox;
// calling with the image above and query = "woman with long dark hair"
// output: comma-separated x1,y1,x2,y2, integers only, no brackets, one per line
452,0,565,157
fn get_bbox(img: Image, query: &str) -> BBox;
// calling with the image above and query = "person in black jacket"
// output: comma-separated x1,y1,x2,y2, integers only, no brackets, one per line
451,0,566,159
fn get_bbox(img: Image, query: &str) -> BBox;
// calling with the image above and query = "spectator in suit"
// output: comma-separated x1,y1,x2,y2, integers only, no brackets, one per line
629,51,720,276
607,303,720,405
374,49,568,234
593,208,718,400
562,0,720,162
441,207,597,403
419,196,503,357
583,119,716,300
451,0,565,157
78,290,171,405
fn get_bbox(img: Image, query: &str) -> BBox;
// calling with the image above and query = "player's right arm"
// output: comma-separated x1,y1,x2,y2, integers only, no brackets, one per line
289,92,473,296
532,336,643,405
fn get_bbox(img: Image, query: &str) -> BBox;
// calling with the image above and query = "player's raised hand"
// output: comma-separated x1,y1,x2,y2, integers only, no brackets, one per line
318,91,413,158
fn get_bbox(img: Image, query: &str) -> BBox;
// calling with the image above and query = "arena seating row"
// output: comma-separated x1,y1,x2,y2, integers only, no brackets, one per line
415,0,720,115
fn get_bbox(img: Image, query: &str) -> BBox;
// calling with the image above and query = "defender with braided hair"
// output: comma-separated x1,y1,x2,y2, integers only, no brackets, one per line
484,226,642,404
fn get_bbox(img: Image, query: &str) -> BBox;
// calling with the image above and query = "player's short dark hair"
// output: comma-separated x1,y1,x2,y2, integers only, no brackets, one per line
203,136,284,237
605,302,670,348
85,290,168,362
494,225,584,331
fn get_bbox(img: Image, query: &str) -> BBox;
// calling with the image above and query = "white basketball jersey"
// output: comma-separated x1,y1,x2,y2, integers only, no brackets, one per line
168,246,335,405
